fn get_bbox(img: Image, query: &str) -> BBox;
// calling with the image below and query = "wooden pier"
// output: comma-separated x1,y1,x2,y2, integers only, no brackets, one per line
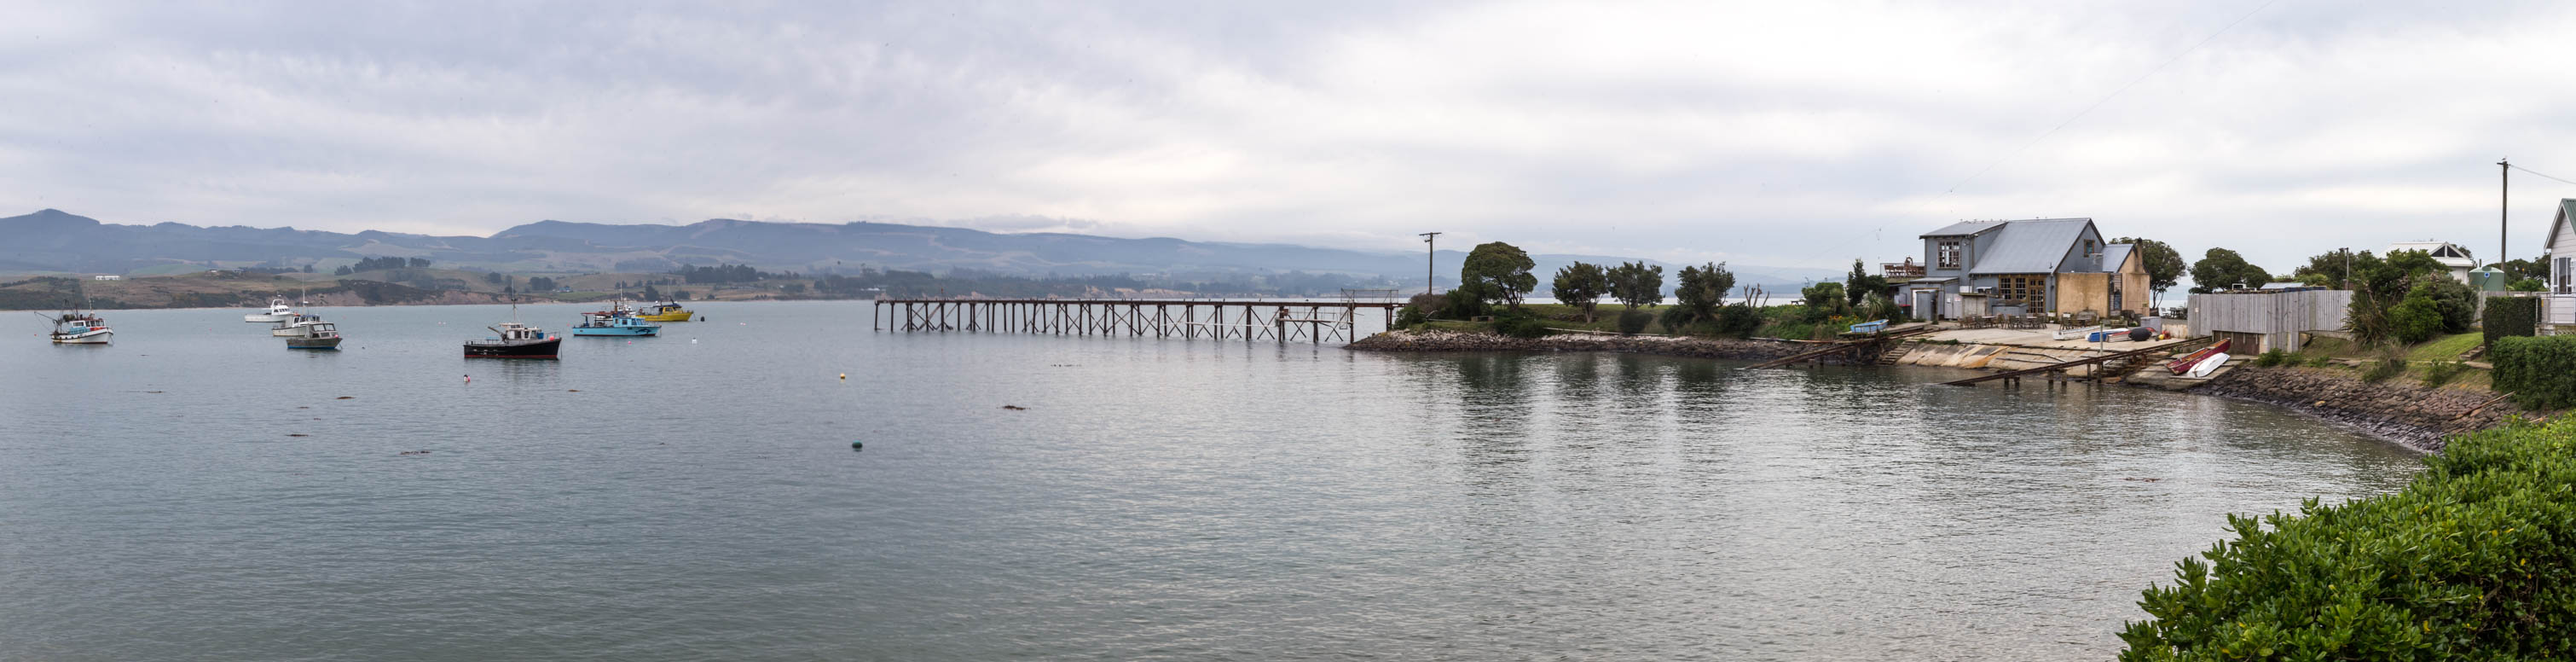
872,298,1401,344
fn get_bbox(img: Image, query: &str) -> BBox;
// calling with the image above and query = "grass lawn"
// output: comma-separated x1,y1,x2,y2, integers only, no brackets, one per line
2277,331,2493,391
2405,332,2484,363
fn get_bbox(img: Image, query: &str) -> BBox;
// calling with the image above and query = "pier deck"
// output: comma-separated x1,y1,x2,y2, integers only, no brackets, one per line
873,298,1400,344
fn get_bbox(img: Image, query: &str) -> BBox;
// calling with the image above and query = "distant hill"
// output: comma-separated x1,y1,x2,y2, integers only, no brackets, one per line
0,209,1844,291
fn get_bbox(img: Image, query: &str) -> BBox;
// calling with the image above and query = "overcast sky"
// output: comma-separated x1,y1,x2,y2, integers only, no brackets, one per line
5,1,2574,271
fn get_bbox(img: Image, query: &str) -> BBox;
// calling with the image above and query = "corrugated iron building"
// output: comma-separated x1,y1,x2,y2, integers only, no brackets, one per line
2184,289,2353,353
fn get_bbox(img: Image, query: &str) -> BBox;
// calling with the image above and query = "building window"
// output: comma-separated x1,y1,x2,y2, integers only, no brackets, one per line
1936,240,1962,270
2083,239,2100,257
1995,274,2045,306
2560,258,2571,294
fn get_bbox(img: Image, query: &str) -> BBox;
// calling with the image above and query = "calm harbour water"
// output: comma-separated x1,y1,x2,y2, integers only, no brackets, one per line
0,300,2422,660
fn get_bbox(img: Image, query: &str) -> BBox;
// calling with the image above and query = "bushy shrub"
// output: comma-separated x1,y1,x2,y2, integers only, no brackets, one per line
1392,305,1427,330
1442,288,1487,320
2414,276,2479,334
1656,304,1693,332
2491,335,2576,409
2360,355,2406,382
2120,415,2576,659
1491,308,1548,339
2388,292,2445,345
2251,348,2292,368
2307,353,2336,369
1715,303,1763,338
2486,296,2539,347
1860,293,1903,323
1616,308,1653,334
1406,292,1448,319
2420,360,2469,388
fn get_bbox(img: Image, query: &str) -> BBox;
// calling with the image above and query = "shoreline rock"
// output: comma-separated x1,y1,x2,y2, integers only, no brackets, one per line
2173,367,2521,452
1346,328,1821,362
1351,328,2521,451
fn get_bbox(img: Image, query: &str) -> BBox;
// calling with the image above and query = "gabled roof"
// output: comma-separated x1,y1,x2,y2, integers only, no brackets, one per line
1919,220,2010,238
1966,218,2096,274
2098,243,2136,273
2549,199,2576,256
2386,241,2478,268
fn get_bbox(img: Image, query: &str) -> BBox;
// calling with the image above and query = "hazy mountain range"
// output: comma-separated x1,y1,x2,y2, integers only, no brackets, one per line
0,209,1845,291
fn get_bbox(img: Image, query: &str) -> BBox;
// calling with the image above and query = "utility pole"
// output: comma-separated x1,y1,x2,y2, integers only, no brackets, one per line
2501,158,2511,274
1419,232,1442,295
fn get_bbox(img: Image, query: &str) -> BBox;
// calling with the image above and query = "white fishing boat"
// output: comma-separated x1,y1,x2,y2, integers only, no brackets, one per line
270,313,325,337
41,312,113,345
244,297,297,322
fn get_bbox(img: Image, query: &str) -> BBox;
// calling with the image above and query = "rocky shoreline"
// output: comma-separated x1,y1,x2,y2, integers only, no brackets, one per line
2179,367,2521,452
1351,328,2521,450
1346,328,1823,362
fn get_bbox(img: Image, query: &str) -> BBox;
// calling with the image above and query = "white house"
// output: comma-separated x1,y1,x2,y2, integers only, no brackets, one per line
2539,200,2576,329
90,275,122,281
2386,241,2477,284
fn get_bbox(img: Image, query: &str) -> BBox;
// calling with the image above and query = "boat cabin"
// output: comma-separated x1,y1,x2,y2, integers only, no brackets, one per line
489,322,548,342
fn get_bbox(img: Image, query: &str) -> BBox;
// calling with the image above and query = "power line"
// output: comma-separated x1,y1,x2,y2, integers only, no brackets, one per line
2510,164,2576,188
1939,0,2280,197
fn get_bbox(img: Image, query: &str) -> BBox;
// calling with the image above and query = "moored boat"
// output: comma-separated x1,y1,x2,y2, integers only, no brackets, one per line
270,313,325,337
637,300,693,322
465,322,560,358
245,298,297,322
2166,339,2231,374
570,312,661,337
42,312,113,345
284,321,343,350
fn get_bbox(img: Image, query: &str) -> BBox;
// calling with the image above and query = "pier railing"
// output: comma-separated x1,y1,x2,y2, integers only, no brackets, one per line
872,298,1401,344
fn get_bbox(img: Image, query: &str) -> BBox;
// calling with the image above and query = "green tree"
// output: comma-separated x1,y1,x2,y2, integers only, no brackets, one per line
2187,247,2270,293
1800,282,1851,322
1606,261,1665,309
1844,258,1888,305
1459,241,1538,308
2110,237,2185,308
2414,275,2478,334
1549,262,1610,322
2343,250,2452,346
1665,262,1734,329
2291,247,2360,289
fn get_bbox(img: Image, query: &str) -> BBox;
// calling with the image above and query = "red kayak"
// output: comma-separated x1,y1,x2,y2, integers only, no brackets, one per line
2166,339,2231,374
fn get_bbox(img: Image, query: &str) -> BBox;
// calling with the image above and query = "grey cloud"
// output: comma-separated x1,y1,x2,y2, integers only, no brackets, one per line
2,1,2573,272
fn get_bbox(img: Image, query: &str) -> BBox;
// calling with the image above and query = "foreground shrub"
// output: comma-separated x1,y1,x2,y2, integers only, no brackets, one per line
2120,415,2576,660
2492,335,2576,409
2251,348,2292,368
1616,308,1653,334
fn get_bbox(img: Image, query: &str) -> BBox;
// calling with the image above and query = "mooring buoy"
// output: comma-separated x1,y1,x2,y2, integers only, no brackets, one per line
849,441,864,450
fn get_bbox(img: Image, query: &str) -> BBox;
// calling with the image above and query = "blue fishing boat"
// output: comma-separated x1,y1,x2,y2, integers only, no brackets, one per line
570,312,661,337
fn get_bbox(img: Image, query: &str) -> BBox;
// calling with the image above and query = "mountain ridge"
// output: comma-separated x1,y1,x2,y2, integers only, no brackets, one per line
0,209,1844,288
